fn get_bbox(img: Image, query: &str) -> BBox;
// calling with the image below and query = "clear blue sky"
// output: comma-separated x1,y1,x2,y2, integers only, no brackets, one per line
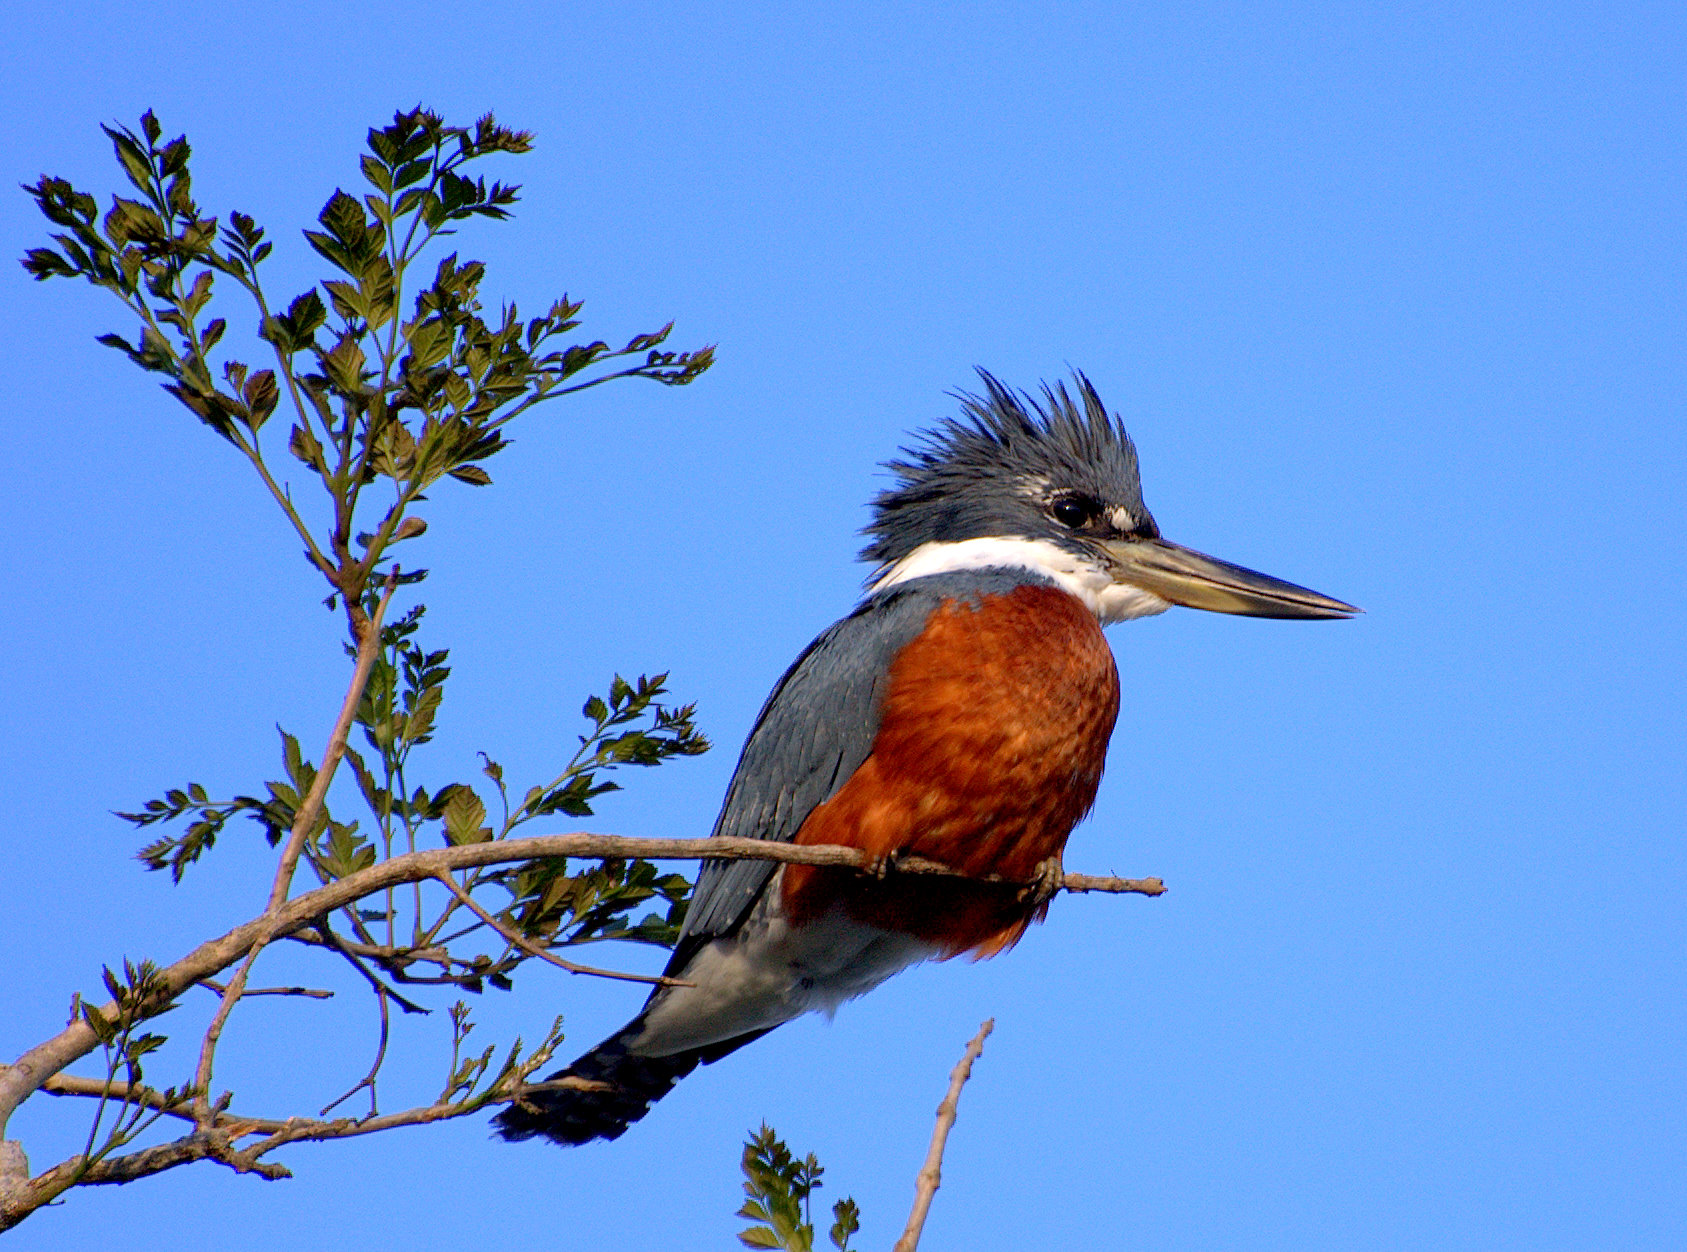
2,2,1682,1248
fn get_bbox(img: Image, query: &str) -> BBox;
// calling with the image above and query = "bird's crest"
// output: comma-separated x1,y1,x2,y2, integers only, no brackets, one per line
861,370,1149,568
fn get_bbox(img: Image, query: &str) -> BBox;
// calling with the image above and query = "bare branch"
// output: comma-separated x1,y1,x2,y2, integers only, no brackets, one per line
19,1131,285,1194
41,1071,599,1138
30,1069,611,1200
43,1077,272,1132
192,945,265,1126
893,1019,995,1252
318,989,390,1117
266,574,398,912
195,979,333,1000
1060,871,1166,896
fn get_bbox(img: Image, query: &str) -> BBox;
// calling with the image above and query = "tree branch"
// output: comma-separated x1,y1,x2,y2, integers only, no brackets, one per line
266,573,397,912
29,1066,609,1199
317,989,390,1117
194,979,333,1000
1,834,1158,1138
893,1019,994,1252
1059,871,1166,895
43,1076,267,1131
191,946,264,1126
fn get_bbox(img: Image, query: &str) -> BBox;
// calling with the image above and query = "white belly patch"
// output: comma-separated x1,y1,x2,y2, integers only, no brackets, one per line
630,875,938,1057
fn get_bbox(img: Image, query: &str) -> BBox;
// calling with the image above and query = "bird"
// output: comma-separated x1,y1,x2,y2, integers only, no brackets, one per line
493,370,1357,1146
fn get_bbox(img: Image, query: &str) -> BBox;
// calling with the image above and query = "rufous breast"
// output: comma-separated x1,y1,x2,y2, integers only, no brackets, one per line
782,582,1121,956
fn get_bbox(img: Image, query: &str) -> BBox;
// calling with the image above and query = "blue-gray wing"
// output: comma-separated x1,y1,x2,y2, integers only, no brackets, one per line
664,582,948,973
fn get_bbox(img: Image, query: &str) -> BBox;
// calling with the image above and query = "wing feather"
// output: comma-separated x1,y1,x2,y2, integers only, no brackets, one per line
665,585,942,972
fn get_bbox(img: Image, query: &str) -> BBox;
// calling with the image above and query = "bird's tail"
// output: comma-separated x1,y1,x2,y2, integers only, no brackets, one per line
491,1021,771,1146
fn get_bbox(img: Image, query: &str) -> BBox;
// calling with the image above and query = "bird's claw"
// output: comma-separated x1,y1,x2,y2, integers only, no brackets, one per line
865,848,906,880
1022,854,1066,908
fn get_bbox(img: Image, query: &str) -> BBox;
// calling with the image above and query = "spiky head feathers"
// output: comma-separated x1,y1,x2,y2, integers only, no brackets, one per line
862,371,1157,569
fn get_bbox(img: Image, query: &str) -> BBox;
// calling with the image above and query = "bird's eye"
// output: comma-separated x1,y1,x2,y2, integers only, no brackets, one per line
1050,496,1097,528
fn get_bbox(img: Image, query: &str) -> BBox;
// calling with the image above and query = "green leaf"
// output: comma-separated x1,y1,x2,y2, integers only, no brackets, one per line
829,1199,860,1251
322,277,370,322
442,785,491,846
280,727,315,793
288,422,327,473
441,789,489,847
103,125,154,194
320,332,368,394
360,153,394,195
317,819,374,880
242,368,279,430
264,288,326,353
402,681,443,745
81,1001,118,1045
623,322,673,353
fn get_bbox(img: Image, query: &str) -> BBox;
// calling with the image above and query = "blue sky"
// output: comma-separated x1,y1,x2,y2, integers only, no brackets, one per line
1,2,1682,1248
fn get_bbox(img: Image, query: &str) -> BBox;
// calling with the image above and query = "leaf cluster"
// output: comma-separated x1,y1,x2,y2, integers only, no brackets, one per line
117,604,708,1002
737,1124,860,1251
121,725,340,880
23,107,713,622
32,109,719,1004
62,960,186,1180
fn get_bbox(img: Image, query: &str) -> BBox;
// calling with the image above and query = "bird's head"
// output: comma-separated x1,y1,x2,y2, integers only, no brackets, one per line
863,371,1358,624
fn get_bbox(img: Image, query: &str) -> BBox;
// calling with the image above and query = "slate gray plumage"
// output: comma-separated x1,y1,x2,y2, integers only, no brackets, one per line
863,371,1158,568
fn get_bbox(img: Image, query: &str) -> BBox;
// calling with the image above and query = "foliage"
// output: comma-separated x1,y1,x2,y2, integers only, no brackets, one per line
4,106,713,1225
23,109,711,630
737,1124,860,1251
117,603,706,994
25,104,718,998
65,961,179,1179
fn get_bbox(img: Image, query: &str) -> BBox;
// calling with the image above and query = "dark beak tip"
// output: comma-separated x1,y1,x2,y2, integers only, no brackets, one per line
1294,600,1360,621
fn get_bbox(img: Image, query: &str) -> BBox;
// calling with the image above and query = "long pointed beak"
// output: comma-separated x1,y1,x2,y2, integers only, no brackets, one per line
1095,537,1360,620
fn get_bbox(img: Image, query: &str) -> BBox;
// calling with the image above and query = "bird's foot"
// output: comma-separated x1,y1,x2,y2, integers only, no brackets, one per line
1021,854,1066,908
864,848,907,880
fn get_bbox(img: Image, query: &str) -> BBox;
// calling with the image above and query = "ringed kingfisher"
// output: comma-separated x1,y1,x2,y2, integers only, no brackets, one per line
494,371,1356,1146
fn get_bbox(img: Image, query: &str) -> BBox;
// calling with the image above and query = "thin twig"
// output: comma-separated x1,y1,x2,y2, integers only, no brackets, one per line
430,872,694,989
41,1070,600,1141
318,989,389,1117
42,1077,280,1134
308,925,430,1015
1061,872,1166,896
195,979,334,1000
893,1019,995,1252
266,573,397,912
190,946,265,1128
